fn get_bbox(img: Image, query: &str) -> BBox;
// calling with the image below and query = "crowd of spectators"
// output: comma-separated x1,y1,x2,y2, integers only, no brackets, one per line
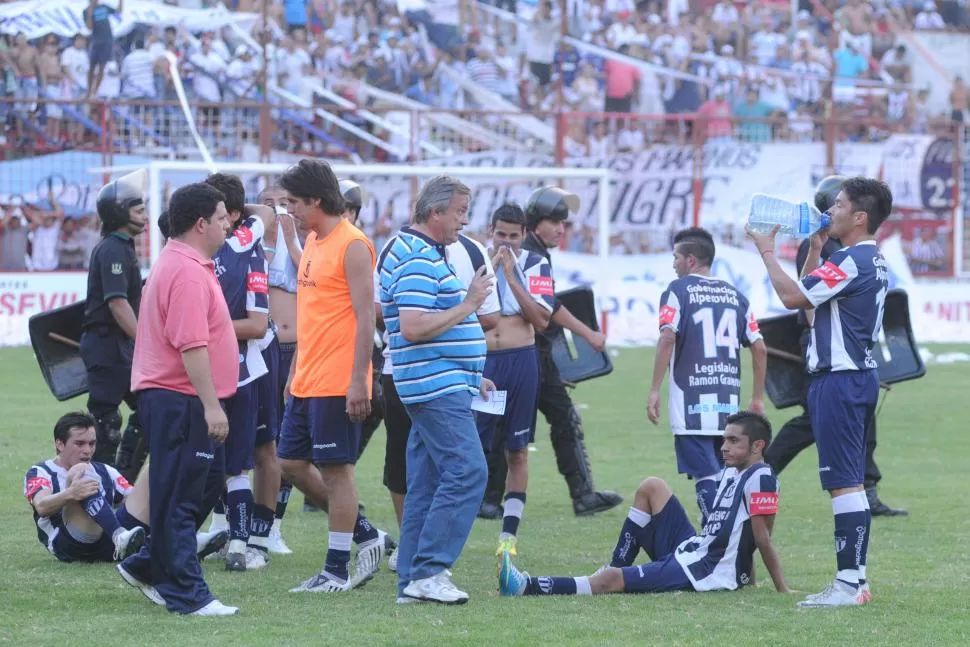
0,0,966,152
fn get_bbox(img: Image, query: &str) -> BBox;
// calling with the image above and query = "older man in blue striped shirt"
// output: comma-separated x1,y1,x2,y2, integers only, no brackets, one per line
380,175,494,605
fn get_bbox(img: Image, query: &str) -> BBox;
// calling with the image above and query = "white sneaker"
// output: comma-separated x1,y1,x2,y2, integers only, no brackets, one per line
245,547,269,571
188,600,239,616
117,563,165,607
289,571,351,593
395,596,426,605
112,527,146,561
350,530,387,589
402,571,469,605
388,549,398,573
268,519,293,555
798,580,864,608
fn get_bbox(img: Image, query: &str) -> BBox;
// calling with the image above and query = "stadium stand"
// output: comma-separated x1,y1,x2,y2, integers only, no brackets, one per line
0,0,966,272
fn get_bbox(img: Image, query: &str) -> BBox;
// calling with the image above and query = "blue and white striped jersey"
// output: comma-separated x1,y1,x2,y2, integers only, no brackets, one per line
798,240,888,373
495,247,554,317
214,216,269,387
24,460,133,549
379,229,487,405
658,275,763,436
674,463,779,591
375,232,498,375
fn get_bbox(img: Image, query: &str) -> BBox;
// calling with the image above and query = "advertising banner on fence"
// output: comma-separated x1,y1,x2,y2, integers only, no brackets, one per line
0,135,951,236
2,236,967,348
0,272,86,347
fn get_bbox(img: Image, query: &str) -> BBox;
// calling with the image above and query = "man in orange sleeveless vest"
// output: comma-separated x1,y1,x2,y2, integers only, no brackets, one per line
277,159,390,593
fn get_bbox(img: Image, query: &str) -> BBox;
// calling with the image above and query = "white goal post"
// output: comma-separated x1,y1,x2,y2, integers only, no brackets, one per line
90,160,614,266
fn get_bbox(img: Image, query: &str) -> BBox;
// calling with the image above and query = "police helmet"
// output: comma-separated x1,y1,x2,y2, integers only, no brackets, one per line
339,179,368,223
814,174,846,214
524,186,580,231
97,169,148,232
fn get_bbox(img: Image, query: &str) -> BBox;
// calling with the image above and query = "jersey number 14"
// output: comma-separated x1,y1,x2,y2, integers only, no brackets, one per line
692,307,739,360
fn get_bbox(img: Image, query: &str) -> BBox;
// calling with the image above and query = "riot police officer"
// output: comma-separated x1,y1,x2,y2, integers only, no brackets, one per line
80,170,147,481
764,175,906,516
512,186,624,517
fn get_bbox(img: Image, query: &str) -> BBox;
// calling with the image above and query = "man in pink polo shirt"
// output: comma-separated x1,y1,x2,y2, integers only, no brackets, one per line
116,182,240,617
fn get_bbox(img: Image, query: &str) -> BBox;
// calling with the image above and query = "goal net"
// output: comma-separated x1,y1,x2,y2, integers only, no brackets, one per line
90,160,615,269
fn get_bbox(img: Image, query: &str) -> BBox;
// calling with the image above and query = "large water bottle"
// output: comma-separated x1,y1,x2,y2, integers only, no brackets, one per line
747,194,831,238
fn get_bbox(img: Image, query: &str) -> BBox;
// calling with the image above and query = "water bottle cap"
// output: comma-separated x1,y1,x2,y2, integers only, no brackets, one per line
820,214,831,230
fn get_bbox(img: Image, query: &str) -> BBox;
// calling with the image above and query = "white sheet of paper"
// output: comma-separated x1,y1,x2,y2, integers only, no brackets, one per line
471,390,507,416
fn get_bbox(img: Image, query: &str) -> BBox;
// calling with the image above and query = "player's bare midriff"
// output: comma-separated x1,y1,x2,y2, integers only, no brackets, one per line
486,315,534,351
269,288,297,344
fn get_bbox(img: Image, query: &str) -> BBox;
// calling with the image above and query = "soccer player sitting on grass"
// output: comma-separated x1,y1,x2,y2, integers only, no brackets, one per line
499,412,791,597
24,411,145,563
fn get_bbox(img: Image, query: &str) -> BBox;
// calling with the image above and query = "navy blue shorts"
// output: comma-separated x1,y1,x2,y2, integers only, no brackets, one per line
808,370,878,491
674,435,724,479
620,495,697,593
278,396,361,465
255,338,280,447
49,526,116,563
475,346,540,452
224,380,258,474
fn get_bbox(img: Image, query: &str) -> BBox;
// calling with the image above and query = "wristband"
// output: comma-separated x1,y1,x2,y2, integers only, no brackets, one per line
263,246,277,254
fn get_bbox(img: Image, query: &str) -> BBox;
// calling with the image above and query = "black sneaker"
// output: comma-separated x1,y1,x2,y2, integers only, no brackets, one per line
477,502,503,520
867,487,908,517
573,490,624,517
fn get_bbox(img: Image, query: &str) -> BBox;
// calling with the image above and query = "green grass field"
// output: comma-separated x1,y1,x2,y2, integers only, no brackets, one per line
1,345,968,646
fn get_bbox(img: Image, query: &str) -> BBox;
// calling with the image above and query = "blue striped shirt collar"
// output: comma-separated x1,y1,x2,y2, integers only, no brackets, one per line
400,226,446,255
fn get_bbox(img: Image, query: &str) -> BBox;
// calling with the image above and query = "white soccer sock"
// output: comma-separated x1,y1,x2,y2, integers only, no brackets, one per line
208,512,228,532
503,496,525,520
627,506,651,528
329,531,354,552
226,474,250,493
574,577,592,595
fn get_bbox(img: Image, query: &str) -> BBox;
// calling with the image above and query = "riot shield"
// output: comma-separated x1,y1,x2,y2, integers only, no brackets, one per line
550,286,613,384
758,288,926,409
28,301,88,401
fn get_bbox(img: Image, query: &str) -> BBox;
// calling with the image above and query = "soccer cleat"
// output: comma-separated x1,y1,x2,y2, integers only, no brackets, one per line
388,549,398,573
496,535,518,558
117,563,165,607
797,580,864,608
268,519,293,555
498,558,528,597
245,547,269,571
289,570,351,593
188,600,239,616
112,526,146,561
225,539,248,572
402,571,469,605
197,529,229,560
350,529,389,589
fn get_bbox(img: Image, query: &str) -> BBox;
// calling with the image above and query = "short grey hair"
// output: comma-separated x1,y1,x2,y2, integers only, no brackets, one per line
413,175,470,224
